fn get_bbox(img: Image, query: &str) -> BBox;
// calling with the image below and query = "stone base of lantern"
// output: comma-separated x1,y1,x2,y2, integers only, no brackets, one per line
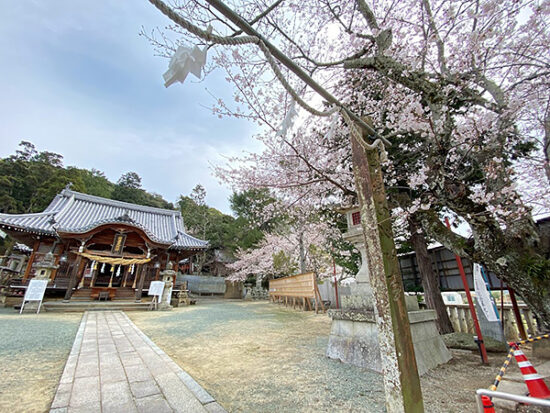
326,299,451,375
158,302,173,311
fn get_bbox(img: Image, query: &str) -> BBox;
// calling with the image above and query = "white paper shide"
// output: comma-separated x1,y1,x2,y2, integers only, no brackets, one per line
163,45,207,87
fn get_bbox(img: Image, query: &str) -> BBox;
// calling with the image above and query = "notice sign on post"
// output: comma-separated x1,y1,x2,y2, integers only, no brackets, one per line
20,279,48,314
148,281,165,303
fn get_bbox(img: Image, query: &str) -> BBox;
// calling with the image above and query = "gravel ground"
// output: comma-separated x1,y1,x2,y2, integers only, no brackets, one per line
0,308,82,413
128,299,504,413
0,300,513,412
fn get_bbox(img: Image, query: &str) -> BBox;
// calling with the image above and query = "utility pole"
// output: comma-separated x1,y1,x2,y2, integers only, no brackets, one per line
350,122,424,412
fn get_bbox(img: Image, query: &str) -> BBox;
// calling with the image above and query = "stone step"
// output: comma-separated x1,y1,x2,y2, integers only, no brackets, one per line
43,301,151,312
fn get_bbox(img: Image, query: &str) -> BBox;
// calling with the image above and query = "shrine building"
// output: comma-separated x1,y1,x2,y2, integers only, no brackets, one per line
0,189,207,302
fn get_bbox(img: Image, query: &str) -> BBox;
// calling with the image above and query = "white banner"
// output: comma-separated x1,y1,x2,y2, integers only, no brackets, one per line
473,263,499,322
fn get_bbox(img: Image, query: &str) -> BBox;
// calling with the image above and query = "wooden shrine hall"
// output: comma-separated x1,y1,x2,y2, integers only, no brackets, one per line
0,189,208,302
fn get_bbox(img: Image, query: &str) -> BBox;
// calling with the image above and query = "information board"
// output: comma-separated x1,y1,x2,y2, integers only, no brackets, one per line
148,281,165,303
20,279,48,314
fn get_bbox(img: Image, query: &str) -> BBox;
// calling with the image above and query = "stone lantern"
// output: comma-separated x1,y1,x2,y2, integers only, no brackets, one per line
340,206,374,309
326,206,451,375
33,252,59,282
158,261,175,311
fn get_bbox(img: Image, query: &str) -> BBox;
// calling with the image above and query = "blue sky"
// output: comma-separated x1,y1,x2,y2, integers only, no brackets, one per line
0,1,258,214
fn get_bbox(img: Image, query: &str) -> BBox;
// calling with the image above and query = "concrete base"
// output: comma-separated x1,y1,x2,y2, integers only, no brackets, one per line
326,308,452,375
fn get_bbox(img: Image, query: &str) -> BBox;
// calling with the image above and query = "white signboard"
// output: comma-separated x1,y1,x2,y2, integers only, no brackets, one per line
473,263,499,322
148,281,165,303
20,279,48,314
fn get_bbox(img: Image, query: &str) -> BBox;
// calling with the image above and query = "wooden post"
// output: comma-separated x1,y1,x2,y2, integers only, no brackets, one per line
108,265,115,288
122,266,129,288
78,262,87,289
500,279,505,337
63,254,82,301
22,239,40,282
50,243,65,281
135,265,147,302
132,265,138,289
351,125,423,413
173,254,180,288
509,288,528,340
90,263,97,287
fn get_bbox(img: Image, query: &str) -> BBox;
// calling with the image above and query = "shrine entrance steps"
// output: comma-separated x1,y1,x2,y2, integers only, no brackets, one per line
72,287,137,301
50,311,225,413
43,301,151,312
43,287,151,312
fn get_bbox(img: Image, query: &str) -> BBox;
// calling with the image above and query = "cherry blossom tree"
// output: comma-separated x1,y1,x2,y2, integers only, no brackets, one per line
144,0,550,331
226,220,342,282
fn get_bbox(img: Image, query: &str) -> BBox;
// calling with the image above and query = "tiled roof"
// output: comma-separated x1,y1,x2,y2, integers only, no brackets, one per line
0,189,208,250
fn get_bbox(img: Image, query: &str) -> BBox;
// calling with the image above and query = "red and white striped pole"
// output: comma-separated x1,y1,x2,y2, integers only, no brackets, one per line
510,343,550,399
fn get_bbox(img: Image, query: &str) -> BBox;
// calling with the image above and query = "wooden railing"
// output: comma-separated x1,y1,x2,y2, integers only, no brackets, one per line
445,303,539,341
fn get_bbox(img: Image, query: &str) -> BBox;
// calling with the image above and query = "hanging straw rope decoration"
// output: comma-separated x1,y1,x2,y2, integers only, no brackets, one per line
77,252,152,266
148,0,395,151
148,0,258,46
340,109,388,162
148,0,340,118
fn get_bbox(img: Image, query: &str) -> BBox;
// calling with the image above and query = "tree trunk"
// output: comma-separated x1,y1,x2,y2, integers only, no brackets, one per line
408,215,454,334
544,104,550,183
298,231,306,273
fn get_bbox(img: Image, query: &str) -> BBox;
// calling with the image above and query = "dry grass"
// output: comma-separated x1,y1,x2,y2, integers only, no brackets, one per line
129,299,503,412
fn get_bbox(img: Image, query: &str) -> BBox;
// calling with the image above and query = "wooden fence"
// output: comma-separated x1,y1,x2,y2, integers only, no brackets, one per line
269,272,325,313
446,303,538,341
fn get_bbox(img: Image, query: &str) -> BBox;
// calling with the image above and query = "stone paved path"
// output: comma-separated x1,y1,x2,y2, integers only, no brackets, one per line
50,311,226,413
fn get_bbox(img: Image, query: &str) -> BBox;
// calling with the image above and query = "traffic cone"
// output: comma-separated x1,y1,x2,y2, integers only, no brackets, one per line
481,395,495,412
510,343,550,399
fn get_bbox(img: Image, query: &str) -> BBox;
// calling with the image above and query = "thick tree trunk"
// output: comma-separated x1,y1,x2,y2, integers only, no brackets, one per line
408,216,454,334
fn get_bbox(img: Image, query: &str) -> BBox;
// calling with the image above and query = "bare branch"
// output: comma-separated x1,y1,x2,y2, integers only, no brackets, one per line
421,0,448,74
